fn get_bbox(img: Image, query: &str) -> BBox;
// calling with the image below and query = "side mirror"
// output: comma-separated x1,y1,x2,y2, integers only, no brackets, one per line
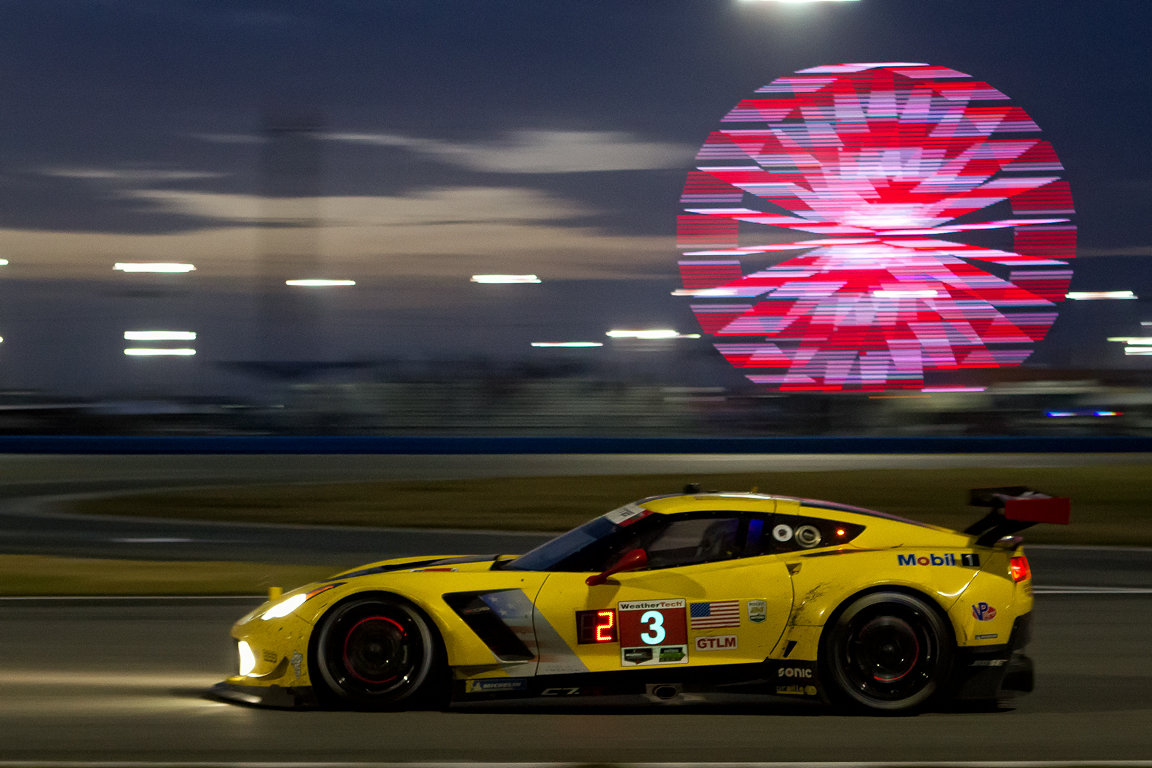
586,548,648,587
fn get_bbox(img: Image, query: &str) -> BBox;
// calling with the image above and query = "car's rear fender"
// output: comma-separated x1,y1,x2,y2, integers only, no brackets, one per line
773,547,981,660
951,548,1032,648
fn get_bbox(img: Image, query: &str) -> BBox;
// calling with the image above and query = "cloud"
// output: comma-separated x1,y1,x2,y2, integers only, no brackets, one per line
123,186,597,226
38,167,228,183
188,133,267,145
0,186,673,281
191,129,695,172
326,130,695,173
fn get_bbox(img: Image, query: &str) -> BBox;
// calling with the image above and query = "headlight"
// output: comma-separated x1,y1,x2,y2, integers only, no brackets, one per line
238,640,256,676
261,593,307,620
258,583,340,621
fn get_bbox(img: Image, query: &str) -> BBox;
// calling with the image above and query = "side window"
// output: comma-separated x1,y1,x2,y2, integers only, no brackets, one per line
640,515,741,569
743,513,773,557
764,513,866,553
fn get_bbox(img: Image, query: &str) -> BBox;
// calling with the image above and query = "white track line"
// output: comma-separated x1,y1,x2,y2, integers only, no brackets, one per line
1033,586,1152,594
1027,544,1152,553
0,595,261,601
3,762,1152,768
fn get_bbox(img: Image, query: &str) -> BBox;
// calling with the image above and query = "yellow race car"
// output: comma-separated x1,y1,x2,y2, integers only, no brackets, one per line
212,485,1068,713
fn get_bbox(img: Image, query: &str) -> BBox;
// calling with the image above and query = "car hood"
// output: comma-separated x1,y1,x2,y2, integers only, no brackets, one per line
329,554,502,580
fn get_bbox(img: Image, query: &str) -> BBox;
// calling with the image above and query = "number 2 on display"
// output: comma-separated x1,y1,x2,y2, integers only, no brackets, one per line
639,610,665,645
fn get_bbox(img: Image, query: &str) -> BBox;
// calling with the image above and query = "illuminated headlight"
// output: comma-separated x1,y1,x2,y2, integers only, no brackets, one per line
238,640,256,676
261,593,307,620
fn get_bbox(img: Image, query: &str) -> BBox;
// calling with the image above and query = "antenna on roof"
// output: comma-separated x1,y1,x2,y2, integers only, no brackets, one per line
683,483,701,495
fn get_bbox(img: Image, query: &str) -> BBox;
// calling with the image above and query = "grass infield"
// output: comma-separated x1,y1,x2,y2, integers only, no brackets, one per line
0,554,335,596
66,465,1152,546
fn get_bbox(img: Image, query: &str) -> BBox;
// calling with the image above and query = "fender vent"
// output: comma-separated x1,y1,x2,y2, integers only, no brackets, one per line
444,591,534,662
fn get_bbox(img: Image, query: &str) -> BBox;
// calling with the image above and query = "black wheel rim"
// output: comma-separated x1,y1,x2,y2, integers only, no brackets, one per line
323,604,427,698
838,607,937,703
342,615,411,686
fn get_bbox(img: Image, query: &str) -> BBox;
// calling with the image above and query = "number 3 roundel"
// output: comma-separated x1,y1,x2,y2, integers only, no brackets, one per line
677,62,1075,392
619,600,687,647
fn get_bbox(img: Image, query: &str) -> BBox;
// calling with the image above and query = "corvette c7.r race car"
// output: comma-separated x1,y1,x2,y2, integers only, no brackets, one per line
212,486,1069,713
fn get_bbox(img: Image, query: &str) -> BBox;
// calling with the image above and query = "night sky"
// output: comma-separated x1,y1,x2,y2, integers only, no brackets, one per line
0,0,1149,397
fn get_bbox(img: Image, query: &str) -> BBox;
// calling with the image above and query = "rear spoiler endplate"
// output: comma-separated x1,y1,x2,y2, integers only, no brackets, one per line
965,486,1071,547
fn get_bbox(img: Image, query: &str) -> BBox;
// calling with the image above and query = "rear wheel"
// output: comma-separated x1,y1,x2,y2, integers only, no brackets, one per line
822,591,953,713
313,595,445,709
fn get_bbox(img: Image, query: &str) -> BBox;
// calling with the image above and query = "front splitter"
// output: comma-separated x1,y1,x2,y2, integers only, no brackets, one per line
209,680,318,709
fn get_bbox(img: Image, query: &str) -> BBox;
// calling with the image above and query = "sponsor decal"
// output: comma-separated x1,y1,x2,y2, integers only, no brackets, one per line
777,667,813,679
262,649,277,663
975,634,999,640
541,687,581,696
897,553,958,566
290,650,303,680
622,647,654,665
689,600,740,629
604,504,651,527
464,678,529,693
747,599,767,624
619,598,689,666
776,685,819,696
961,553,981,567
772,524,794,542
969,659,1007,667
622,644,689,666
695,635,738,651
619,598,686,611
971,602,997,621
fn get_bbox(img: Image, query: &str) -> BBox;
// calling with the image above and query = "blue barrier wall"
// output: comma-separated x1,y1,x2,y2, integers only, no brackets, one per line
0,435,1147,454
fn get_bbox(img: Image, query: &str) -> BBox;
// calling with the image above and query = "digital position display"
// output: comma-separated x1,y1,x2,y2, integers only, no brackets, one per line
576,609,617,644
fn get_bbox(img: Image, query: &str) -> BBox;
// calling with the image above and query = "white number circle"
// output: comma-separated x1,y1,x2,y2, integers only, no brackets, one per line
772,524,794,542
639,610,666,645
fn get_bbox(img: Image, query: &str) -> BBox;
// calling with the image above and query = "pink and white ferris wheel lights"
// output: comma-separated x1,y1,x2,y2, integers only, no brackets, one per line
677,62,1075,392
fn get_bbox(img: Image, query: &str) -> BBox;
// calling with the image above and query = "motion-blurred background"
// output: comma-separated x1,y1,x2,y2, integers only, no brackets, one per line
0,0,1149,437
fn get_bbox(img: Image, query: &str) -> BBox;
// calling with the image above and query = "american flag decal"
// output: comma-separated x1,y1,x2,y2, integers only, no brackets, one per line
689,600,740,629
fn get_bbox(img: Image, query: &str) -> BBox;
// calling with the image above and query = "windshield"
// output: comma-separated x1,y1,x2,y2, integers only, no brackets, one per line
502,516,619,571
503,503,651,571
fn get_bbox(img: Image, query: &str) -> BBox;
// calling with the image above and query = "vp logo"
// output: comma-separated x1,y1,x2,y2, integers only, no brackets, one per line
971,602,997,621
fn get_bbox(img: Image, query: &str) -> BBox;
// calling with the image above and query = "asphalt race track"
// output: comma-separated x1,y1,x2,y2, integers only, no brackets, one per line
0,593,1150,762
1,453,1151,762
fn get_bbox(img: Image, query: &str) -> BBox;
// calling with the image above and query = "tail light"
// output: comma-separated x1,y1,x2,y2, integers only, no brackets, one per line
1009,555,1031,583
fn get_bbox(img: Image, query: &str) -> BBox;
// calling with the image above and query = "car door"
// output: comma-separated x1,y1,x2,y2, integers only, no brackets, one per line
530,511,794,676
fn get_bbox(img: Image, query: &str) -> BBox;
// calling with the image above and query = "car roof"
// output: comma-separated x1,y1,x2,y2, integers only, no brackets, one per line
636,492,934,528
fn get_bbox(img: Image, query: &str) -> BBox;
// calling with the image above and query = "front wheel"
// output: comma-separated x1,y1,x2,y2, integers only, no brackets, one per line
312,595,445,709
821,591,953,713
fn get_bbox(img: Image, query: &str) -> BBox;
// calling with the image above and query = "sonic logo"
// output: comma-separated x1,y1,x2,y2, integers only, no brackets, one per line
972,602,997,621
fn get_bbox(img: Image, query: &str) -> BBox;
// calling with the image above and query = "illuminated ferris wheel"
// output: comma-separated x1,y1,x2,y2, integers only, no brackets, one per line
677,62,1075,392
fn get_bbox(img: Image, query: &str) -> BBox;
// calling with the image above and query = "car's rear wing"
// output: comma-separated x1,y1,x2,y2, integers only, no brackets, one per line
964,486,1071,547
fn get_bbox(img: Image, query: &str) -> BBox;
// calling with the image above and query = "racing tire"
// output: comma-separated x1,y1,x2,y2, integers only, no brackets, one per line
312,594,447,710
821,591,953,714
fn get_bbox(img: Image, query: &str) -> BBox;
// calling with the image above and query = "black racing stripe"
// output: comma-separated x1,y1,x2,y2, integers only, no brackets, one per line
337,559,443,578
